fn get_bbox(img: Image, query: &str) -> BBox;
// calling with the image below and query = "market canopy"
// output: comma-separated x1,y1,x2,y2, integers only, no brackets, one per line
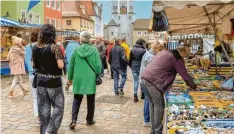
154,0,234,34
0,17,41,28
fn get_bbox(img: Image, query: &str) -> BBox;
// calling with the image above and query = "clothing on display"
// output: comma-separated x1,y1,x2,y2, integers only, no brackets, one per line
152,11,169,32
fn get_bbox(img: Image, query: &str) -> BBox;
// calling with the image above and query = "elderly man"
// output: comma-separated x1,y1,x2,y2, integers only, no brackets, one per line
109,37,128,96
68,31,102,129
141,46,197,134
95,36,106,77
139,41,163,127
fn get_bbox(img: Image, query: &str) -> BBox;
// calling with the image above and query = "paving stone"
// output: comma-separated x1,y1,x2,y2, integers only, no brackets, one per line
1,74,150,134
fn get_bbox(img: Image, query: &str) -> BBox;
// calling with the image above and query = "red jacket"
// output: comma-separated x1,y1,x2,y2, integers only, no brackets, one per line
106,43,113,61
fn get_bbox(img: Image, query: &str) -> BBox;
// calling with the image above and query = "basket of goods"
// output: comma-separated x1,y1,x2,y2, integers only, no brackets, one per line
205,128,234,134
166,95,193,106
202,120,234,128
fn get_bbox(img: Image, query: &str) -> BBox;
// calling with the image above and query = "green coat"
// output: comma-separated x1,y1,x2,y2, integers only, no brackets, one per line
68,43,102,95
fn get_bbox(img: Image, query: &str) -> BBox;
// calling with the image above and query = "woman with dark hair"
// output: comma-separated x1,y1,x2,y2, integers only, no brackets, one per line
129,38,146,102
32,24,64,134
25,28,40,126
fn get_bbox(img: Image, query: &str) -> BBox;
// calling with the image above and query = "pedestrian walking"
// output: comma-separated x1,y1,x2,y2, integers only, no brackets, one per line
7,36,28,98
25,29,40,126
106,41,114,79
121,37,130,60
139,41,163,127
109,37,128,96
141,45,197,134
32,24,64,134
64,36,80,91
68,31,102,129
95,37,106,77
129,38,146,102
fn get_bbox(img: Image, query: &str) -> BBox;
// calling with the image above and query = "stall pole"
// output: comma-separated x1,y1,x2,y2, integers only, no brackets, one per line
1,27,7,39
203,7,234,74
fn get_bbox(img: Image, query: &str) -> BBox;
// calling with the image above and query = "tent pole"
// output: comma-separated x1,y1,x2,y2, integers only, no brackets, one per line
1,27,7,39
203,6,234,74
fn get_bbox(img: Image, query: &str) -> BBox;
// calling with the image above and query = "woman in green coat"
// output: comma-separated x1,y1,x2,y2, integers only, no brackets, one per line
68,31,102,129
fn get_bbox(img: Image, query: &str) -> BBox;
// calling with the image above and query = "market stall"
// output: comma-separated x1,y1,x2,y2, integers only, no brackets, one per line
150,1,234,134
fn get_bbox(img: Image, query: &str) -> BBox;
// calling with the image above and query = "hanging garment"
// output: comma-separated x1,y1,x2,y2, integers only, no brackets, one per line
152,11,169,32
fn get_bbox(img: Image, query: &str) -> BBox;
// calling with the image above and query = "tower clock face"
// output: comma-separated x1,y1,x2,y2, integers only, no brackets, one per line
120,6,127,14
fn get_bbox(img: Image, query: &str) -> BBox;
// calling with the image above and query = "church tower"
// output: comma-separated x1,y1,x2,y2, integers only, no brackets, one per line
111,0,135,46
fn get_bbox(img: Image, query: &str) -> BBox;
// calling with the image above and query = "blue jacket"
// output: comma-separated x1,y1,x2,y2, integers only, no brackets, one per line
65,40,79,69
25,43,36,76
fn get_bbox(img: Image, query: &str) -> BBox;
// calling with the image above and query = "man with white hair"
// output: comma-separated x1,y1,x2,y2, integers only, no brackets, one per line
109,37,128,96
139,41,163,127
68,31,102,129
95,36,106,77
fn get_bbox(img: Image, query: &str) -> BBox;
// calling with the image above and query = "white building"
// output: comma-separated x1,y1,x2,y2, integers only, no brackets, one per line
104,0,135,46
91,2,104,37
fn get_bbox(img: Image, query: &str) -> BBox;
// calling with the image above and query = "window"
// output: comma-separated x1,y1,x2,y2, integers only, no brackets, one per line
36,15,40,24
57,19,61,28
21,10,26,19
57,1,60,11
28,13,33,23
137,31,142,36
46,18,51,24
144,31,148,36
129,16,131,20
118,16,120,20
66,20,71,26
51,19,56,27
111,32,114,36
46,0,50,7
51,0,56,9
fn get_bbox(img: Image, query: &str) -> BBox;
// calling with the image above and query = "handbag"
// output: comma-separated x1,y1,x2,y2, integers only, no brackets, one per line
84,58,102,85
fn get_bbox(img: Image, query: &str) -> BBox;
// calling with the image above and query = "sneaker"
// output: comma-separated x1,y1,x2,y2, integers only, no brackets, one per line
134,94,138,102
141,92,145,100
69,120,76,129
36,120,40,126
86,120,96,126
8,91,15,99
115,92,119,96
65,83,70,91
143,122,151,127
23,90,29,96
119,89,124,96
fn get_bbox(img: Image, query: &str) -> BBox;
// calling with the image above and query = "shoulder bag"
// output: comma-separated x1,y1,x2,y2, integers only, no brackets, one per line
84,58,102,85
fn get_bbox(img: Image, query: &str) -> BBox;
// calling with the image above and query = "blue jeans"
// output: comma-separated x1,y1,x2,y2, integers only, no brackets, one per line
113,69,127,93
132,70,140,95
141,83,150,123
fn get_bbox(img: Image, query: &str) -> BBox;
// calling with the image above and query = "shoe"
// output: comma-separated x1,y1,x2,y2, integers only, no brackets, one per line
115,92,119,96
23,89,29,96
8,91,15,99
86,120,96,126
134,94,138,102
119,89,124,96
36,120,40,126
143,122,151,127
69,120,76,129
111,76,114,79
65,84,69,91
141,92,145,100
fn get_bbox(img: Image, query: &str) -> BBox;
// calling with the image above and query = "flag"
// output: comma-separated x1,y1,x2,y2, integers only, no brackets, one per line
27,0,40,12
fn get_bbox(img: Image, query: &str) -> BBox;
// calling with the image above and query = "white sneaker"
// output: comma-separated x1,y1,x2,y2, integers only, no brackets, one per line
36,120,40,126
143,122,151,127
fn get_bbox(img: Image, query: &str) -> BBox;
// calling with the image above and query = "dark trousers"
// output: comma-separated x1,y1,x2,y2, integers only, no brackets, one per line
72,94,95,122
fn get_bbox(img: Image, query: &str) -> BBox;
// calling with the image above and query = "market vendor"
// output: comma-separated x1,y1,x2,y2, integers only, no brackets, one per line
141,45,197,134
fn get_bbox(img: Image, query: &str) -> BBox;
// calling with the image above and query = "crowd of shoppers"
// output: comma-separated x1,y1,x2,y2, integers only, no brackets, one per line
6,24,196,134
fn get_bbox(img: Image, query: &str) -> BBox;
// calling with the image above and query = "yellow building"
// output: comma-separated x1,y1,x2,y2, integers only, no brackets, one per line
62,1,94,35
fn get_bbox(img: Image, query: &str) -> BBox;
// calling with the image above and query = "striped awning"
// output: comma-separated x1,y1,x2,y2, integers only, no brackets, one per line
0,17,19,27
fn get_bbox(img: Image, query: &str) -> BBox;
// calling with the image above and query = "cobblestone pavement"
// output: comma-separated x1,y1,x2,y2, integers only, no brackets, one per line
1,72,150,134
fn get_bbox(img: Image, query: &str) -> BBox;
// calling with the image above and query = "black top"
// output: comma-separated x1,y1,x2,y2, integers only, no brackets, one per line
109,44,128,71
129,44,146,71
32,44,64,88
